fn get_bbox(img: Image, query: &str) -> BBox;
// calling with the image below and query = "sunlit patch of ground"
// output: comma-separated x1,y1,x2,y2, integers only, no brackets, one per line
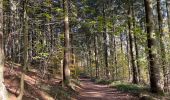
4,62,63,100
76,79,139,100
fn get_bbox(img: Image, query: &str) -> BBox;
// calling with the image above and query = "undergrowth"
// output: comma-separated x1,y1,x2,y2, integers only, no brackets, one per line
43,79,80,100
109,81,170,99
45,85,78,100
94,79,112,85
109,81,147,94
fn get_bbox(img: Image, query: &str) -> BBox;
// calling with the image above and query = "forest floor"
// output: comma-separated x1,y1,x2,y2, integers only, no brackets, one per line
4,62,64,100
76,78,139,100
3,62,139,100
3,62,170,100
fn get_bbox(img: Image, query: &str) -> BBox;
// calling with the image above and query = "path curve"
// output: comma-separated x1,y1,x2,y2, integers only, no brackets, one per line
76,79,138,100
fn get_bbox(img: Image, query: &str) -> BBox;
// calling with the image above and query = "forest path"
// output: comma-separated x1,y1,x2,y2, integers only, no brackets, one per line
76,78,139,100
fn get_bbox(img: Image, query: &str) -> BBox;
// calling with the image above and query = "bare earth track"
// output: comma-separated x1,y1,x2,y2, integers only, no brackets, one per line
76,79,139,100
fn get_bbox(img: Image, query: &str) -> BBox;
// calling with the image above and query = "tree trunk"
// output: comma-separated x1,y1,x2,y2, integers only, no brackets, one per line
165,0,170,91
134,35,141,82
17,0,28,99
166,0,170,33
131,1,141,83
0,0,8,100
94,35,99,78
113,35,118,80
103,3,109,79
89,48,92,78
128,0,138,84
126,31,132,81
156,0,168,92
144,0,163,94
63,0,70,86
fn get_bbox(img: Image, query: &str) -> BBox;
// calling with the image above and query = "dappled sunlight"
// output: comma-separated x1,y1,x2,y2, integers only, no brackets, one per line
1,0,170,99
3,63,63,99
76,78,138,100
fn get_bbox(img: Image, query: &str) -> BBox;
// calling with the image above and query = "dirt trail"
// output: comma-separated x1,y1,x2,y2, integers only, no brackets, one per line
76,79,139,100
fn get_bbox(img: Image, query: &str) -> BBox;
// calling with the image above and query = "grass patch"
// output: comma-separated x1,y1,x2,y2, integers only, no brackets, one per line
110,81,170,99
94,79,112,85
110,81,147,94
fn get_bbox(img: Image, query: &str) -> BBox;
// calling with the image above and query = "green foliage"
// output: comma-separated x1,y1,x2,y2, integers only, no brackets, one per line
49,45,64,75
46,85,77,100
71,65,83,79
133,27,147,46
42,13,52,20
114,26,124,35
110,82,147,93
94,79,112,85
54,7,63,13
33,53,49,60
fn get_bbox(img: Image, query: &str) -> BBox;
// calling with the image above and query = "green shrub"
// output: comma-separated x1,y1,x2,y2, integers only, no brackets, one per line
94,79,112,85
110,82,147,93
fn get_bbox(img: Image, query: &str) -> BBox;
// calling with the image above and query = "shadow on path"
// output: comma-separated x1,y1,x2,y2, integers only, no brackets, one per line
76,78,138,100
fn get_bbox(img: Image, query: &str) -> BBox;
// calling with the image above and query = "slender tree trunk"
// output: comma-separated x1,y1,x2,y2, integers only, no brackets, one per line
94,35,99,78
126,31,132,81
134,36,141,82
166,0,170,91
120,33,125,80
4,0,11,58
0,0,8,99
113,35,118,80
144,0,163,94
70,29,74,76
131,2,141,83
63,0,70,86
156,0,168,91
48,1,54,53
89,48,92,78
18,0,28,99
128,0,138,84
120,33,123,53
166,0,170,33
103,3,109,79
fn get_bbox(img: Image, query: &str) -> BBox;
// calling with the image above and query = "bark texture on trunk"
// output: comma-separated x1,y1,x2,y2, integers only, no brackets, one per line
94,35,99,78
156,0,167,91
103,3,109,79
128,0,138,84
63,0,70,86
0,0,8,100
17,0,28,100
144,0,163,94
166,0,170,33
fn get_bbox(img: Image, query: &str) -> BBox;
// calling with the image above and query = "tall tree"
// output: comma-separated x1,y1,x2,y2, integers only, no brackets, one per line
156,0,167,91
128,0,138,84
103,3,109,79
166,0,170,32
144,0,163,94
17,0,28,99
94,34,99,78
63,0,70,86
0,0,8,99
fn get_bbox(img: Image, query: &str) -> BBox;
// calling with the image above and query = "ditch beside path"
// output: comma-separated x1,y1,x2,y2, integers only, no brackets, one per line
76,78,139,100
